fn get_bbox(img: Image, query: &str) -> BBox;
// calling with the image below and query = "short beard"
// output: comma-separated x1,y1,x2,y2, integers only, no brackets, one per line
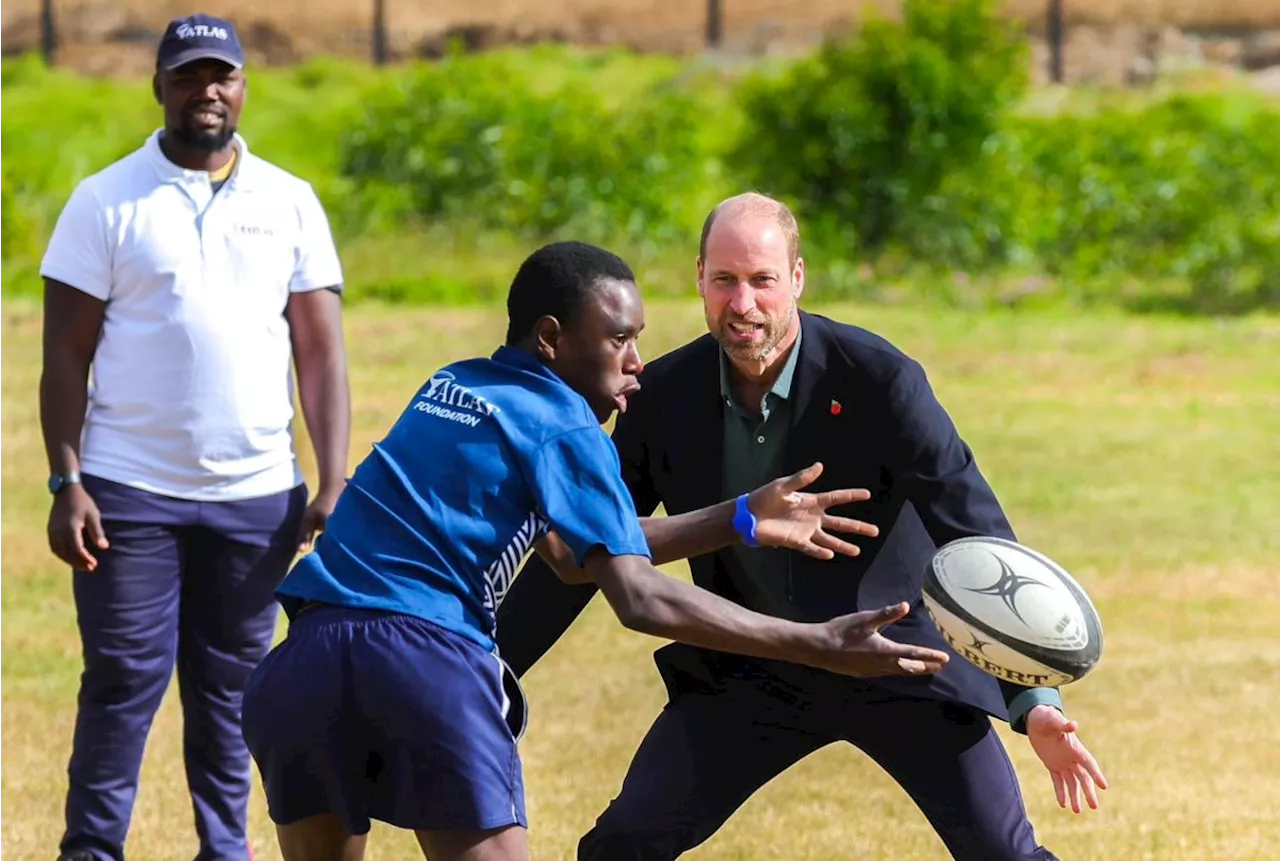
714,302,795,363
171,122,236,153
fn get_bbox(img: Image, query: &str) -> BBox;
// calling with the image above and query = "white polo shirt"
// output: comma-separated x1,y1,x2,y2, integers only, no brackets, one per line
40,130,344,502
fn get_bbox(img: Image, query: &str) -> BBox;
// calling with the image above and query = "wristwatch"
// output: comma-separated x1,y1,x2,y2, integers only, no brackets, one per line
48,472,82,495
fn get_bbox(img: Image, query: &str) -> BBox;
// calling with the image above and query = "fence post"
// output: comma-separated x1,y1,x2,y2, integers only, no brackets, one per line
372,0,388,65
706,0,723,48
41,0,58,66
1047,0,1064,83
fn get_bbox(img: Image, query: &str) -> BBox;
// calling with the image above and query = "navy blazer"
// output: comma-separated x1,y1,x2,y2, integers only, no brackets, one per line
496,310,1041,724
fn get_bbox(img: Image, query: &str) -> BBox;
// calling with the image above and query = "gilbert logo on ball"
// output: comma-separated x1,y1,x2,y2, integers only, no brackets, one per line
922,536,1103,687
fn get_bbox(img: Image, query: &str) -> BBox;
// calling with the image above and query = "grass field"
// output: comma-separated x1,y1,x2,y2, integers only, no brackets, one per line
3,296,1279,860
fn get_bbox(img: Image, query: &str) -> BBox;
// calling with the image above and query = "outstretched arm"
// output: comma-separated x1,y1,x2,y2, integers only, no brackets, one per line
493,409,659,675
494,383,670,676
888,359,1065,725
537,461,878,584
587,551,948,679
888,360,1106,809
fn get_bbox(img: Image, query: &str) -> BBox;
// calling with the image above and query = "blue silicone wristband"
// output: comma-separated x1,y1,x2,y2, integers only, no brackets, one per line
733,493,759,547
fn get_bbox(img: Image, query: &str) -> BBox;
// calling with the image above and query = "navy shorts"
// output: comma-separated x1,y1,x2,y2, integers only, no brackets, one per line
241,605,528,835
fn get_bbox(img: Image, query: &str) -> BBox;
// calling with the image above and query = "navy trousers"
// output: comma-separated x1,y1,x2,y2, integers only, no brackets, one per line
578,666,1058,861
60,474,307,861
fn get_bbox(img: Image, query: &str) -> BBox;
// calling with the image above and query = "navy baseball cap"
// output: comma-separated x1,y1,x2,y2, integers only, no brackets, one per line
156,13,244,71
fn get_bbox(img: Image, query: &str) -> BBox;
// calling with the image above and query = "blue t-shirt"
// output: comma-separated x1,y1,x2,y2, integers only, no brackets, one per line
276,345,652,652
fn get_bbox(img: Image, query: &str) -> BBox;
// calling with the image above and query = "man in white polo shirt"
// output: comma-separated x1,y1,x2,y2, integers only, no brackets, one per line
38,14,350,861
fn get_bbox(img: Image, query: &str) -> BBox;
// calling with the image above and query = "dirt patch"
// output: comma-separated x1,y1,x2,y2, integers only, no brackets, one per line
3,0,1279,84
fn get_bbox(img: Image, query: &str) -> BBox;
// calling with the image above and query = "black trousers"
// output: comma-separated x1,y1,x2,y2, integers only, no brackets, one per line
496,568,1057,861
576,673,1057,861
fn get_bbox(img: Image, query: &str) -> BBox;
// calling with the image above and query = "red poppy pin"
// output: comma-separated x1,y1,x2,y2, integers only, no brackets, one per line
830,399,842,416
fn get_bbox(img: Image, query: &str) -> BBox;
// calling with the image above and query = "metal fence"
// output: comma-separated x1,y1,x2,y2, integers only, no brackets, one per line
6,0,1240,87
15,0,749,68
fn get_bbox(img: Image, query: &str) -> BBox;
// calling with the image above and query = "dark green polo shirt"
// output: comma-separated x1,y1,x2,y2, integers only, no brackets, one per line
719,327,805,621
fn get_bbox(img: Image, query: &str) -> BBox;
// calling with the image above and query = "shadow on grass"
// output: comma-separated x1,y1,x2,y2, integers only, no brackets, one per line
1122,285,1280,317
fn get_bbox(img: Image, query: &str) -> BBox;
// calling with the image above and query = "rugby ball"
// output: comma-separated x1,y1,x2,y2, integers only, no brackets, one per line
922,536,1103,687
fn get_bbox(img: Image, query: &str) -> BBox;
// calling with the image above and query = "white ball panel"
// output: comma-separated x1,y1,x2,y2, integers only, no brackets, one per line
931,541,1091,653
923,593,1077,687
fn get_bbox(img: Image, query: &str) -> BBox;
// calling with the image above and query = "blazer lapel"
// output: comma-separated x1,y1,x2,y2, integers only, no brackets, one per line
662,337,726,513
783,312,833,476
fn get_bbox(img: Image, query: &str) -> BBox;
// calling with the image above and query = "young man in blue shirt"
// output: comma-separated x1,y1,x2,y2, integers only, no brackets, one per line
240,241,950,861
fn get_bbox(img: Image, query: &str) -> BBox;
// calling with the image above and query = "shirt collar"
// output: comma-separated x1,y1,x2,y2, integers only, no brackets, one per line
492,344,556,379
145,128,249,186
718,319,803,406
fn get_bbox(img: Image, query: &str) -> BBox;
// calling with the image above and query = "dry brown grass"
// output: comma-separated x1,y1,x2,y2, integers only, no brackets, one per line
3,297,1279,860
6,0,1277,37
3,0,1278,76
1005,0,1280,30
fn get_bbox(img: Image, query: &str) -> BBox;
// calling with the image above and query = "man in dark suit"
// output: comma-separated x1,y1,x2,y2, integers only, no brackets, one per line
495,193,1107,860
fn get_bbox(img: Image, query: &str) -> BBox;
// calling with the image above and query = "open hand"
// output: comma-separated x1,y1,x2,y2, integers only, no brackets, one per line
1027,705,1109,813
746,462,879,559
812,602,951,678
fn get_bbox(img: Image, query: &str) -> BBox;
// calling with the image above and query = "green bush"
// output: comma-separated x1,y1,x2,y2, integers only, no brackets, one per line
908,94,1280,310
2,165,38,262
1009,96,1280,310
730,0,1028,254
337,50,726,250
2,40,1276,313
